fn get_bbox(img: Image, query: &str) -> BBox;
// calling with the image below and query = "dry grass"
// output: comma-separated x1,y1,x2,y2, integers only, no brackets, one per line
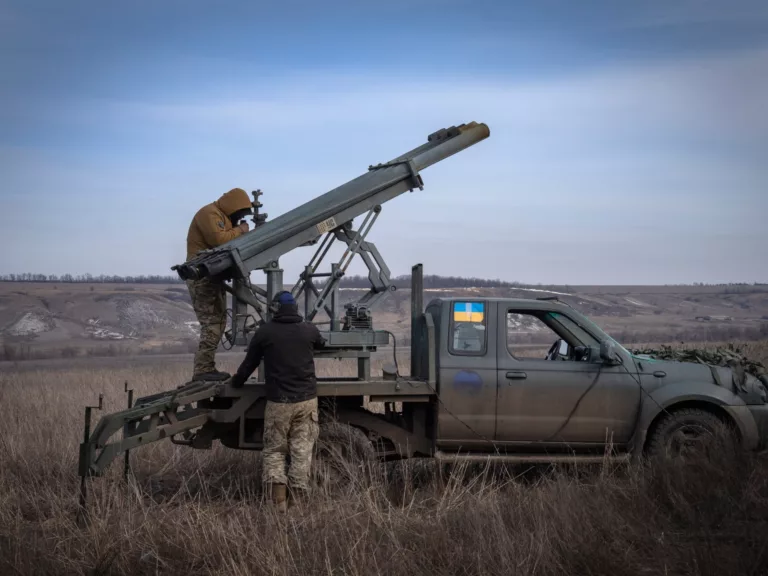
1,351,768,574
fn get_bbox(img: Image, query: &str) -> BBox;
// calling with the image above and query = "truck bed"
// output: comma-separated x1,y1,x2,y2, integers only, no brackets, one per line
79,375,436,478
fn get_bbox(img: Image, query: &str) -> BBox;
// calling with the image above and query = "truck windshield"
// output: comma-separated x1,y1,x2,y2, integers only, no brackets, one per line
549,311,632,356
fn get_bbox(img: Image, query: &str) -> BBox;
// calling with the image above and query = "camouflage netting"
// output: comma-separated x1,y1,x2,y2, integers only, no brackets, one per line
630,344,768,389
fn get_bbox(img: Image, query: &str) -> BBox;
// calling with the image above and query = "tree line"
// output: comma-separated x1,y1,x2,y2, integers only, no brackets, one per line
1,272,523,288
2,272,765,290
0,272,527,288
0,273,184,284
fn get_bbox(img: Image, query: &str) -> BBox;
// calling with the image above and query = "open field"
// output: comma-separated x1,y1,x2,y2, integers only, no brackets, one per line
2,346,768,574
3,281,768,361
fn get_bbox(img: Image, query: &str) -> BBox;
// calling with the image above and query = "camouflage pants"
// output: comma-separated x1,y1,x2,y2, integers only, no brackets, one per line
262,397,319,490
186,277,226,376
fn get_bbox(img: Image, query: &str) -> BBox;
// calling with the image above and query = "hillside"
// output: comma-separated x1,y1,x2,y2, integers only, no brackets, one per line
2,280,768,361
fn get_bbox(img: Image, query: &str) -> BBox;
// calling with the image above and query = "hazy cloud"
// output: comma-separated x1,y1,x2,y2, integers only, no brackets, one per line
1,2,766,285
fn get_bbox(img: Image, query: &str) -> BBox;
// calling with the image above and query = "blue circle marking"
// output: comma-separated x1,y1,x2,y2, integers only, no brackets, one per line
453,370,483,395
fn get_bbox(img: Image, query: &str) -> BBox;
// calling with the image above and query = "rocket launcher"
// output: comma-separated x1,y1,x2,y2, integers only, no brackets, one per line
172,121,490,344
173,122,489,281
74,123,489,520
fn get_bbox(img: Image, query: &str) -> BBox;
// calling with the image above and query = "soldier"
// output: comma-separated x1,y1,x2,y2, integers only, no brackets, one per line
229,291,327,512
186,188,253,381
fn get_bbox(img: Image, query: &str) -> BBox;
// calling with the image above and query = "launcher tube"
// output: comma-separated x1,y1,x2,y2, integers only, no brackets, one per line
175,121,489,280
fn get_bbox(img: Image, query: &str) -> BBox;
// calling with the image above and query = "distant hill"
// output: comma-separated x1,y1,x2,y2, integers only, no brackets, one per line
2,279,768,361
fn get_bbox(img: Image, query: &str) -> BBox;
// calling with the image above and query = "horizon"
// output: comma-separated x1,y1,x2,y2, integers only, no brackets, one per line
1,271,767,290
2,1,767,285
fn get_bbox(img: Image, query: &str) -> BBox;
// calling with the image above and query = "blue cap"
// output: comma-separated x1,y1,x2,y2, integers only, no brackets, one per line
276,291,295,305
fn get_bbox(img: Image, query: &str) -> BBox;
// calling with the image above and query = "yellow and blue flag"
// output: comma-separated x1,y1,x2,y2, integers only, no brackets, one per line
453,301,484,323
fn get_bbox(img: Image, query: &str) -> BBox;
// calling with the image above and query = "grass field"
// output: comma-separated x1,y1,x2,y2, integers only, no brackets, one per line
1,344,768,574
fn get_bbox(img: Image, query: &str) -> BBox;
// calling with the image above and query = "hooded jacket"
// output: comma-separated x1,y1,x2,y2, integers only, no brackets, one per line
230,303,327,402
186,188,253,261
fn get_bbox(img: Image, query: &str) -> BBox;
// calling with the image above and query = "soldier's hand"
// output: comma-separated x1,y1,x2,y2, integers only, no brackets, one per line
239,221,249,234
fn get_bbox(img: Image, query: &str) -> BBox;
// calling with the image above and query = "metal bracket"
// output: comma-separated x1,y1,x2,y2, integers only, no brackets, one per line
303,205,395,323
368,158,424,191
536,295,575,310
251,189,268,228
123,382,133,481
333,219,395,310
77,392,103,527
230,248,250,281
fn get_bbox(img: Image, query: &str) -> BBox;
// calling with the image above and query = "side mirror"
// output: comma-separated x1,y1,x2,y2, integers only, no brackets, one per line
557,339,569,357
600,340,620,365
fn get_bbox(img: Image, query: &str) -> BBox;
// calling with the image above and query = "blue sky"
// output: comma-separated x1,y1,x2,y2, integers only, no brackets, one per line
1,0,767,285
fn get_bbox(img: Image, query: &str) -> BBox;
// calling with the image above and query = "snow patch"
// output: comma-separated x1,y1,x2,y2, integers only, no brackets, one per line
116,298,176,333
507,313,544,332
514,287,574,297
84,318,136,340
625,297,651,308
184,321,201,337
7,312,55,336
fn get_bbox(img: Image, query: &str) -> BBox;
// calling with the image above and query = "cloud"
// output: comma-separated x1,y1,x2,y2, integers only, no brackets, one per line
622,0,768,28
1,46,766,284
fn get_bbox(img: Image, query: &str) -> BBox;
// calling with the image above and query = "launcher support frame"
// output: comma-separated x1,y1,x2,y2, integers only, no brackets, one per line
170,121,489,351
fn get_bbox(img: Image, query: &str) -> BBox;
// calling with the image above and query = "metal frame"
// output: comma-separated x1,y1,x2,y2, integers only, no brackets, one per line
75,261,442,520
78,377,433,478
78,121,491,519
288,205,395,324
172,122,490,351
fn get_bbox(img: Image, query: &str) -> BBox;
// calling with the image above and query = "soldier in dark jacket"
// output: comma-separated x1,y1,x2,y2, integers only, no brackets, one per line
230,291,326,511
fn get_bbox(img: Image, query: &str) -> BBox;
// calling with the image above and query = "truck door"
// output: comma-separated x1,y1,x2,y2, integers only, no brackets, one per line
435,299,499,451
494,306,640,449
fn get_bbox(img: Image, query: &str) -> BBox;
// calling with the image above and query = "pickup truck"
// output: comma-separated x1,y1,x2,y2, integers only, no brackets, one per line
78,264,768,482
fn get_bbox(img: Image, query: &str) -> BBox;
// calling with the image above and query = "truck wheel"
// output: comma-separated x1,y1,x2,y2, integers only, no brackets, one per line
312,421,376,489
645,407,735,460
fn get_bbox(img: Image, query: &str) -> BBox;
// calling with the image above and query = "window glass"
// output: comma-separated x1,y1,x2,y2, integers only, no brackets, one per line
506,312,560,359
547,312,600,347
450,301,486,354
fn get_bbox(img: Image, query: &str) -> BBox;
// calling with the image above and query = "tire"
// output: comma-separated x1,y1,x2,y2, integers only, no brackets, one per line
312,421,376,490
645,407,736,460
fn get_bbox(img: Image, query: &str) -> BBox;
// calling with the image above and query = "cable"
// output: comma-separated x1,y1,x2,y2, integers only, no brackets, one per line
221,308,235,350
381,328,693,454
616,354,694,454
381,330,400,377
542,362,605,443
220,308,258,350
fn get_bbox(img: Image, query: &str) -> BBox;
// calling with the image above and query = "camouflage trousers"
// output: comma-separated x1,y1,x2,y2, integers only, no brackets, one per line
186,277,226,376
262,397,319,491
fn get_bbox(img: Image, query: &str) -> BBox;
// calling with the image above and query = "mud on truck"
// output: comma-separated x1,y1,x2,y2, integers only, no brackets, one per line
78,121,768,503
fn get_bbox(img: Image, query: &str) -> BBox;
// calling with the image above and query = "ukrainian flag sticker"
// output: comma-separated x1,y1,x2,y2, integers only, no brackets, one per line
453,301,484,323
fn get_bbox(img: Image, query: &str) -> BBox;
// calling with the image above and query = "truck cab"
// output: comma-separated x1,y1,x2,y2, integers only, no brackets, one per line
425,297,642,456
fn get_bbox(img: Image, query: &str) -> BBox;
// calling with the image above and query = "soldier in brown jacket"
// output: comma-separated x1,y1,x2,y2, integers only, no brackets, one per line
186,188,253,381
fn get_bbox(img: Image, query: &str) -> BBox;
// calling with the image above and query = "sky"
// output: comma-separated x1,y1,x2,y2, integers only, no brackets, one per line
1,0,767,285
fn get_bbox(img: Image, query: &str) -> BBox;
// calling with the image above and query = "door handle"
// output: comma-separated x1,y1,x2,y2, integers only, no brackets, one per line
506,371,527,380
